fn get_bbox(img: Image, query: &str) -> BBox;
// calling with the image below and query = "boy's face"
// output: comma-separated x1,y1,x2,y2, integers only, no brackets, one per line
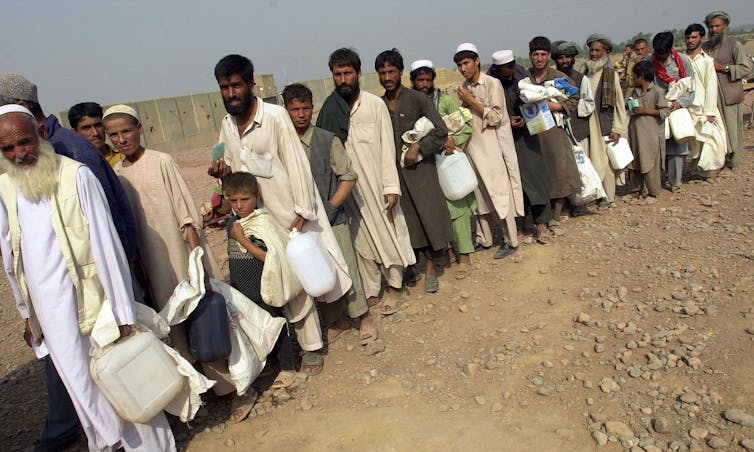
285,98,313,130
226,191,259,218
74,115,106,150
455,57,479,81
104,117,143,157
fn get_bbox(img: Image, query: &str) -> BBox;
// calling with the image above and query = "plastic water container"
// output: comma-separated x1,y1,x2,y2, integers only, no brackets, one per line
286,229,336,297
187,291,232,362
435,150,478,200
90,331,184,423
668,108,695,144
605,137,634,170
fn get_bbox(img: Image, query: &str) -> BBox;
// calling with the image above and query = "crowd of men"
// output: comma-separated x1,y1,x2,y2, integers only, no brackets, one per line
0,9,751,451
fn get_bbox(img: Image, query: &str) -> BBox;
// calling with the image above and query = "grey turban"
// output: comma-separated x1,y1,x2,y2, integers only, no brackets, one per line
0,73,39,105
586,33,614,52
705,11,730,25
551,41,579,58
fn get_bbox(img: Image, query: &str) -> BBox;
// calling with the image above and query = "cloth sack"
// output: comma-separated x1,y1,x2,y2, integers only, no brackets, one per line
569,143,607,206
400,116,433,167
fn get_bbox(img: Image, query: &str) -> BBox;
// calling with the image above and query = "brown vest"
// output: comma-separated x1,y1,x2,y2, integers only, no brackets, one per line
706,37,745,105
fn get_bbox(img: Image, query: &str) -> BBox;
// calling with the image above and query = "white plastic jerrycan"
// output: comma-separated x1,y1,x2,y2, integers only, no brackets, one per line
435,150,479,201
286,229,336,297
668,108,695,144
90,331,184,423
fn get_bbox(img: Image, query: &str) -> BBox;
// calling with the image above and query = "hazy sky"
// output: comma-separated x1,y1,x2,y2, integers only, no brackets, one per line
3,0,751,112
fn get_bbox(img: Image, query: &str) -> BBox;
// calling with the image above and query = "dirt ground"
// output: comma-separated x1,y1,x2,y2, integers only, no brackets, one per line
1,128,753,452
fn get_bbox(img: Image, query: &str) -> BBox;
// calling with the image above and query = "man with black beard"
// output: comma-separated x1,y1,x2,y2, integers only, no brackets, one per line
208,54,355,376
317,48,415,316
551,41,594,156
702,10,754,169
582,34,627,207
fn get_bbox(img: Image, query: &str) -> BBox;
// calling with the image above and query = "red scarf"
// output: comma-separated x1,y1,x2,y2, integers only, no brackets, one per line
653,48,687,84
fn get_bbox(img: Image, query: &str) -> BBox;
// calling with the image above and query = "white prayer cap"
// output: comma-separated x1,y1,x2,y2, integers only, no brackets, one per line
0,104,35,119
455,43,479,55
410,59,434,72
491,50,515,65
103,104,140,122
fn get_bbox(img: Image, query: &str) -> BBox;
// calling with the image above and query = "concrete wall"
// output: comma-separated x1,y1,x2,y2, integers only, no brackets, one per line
55,69,466,153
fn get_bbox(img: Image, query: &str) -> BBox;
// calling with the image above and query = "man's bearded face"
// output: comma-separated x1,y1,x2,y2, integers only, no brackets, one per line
412,71,434,95
218,74,254,116
332,64,360,101
555,54,575,71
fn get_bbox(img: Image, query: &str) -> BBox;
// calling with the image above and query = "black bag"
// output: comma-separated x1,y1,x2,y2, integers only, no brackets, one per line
186,291,232,362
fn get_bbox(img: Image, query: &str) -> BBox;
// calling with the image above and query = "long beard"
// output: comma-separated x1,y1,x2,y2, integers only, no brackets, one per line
586,56,608,74
1,142,59,202
707,30,726,48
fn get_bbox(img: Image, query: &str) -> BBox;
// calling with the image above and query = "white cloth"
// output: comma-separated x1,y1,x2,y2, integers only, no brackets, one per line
160,247,286,394
577,76,596,117
399,116,431,167
518,77,568,126
0,167,174,451
689,51,727,170
219,97,351,303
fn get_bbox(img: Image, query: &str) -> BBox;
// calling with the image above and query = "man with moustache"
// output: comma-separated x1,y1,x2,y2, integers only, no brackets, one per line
551,41,594,157
685,23,726,176
0,105,175,451
0,74,137,451
208,54,352,374
375,49,451,293
702,10,754,169
582,34,627,208
317,48,415,315
526,37,581,225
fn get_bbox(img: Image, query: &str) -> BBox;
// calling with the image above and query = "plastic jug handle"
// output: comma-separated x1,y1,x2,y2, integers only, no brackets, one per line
289,228,299,239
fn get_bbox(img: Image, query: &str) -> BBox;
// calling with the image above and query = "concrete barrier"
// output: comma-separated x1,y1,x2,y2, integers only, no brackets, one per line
55,69,466,153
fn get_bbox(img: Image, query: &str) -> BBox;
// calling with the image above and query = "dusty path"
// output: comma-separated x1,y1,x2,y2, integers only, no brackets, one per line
1,130,752,452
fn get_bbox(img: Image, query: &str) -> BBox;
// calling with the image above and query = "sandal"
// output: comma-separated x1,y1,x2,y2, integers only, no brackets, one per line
455,262,473,280
535,233,551,245
380,292,402,316
271,370,297,389
367,297,381,308
301,351,324,376
424,275,439,293
228,389,257,424
359,317,378,346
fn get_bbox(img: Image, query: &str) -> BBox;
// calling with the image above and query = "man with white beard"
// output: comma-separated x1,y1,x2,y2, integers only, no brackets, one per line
0,105,175,451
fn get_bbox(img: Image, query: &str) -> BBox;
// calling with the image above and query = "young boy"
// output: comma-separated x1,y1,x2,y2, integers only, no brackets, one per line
223,172,299,390
627,61,670,198
102,105,245,420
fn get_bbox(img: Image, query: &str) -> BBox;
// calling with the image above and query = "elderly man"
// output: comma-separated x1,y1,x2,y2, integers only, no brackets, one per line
685,23,726,176
648,32,696,191
488,50,553,243
0,105,175,451
376,49,451,293
582,34,627,208
410,59,477,277
0,73,138,451
68,102,124,167
453,42,524,259
526,37,581,227
702,10,754,169
207,54,352,374
317,48,415,315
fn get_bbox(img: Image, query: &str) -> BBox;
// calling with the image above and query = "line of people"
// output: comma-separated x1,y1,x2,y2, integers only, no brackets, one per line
0,8,751,452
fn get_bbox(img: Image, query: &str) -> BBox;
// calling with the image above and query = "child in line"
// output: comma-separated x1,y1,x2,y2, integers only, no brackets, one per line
223,172,299,390
627,61,670,198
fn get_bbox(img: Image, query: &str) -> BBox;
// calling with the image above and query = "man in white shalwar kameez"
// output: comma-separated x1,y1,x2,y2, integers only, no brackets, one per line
0,105,174,452
209,55,348,369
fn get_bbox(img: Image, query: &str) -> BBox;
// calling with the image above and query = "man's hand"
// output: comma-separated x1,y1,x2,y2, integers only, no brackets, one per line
443,137,456,154
289,214,306,232
385,194,399,211
403,143,422,166
510,115,525,128
548,101,563,112
117,325,133,341
23,319,42,347
713,60,725,72
609,132,621,145
208,159,231,178
706,115,715,123
457,87,475,106
670,101,682,112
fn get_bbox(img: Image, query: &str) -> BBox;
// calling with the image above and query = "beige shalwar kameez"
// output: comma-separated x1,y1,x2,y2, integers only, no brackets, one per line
342,91,415,298
586,68,628,203
462,72,524,248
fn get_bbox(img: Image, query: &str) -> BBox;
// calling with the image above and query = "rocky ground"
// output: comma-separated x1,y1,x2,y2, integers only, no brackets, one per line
1,128,753,452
